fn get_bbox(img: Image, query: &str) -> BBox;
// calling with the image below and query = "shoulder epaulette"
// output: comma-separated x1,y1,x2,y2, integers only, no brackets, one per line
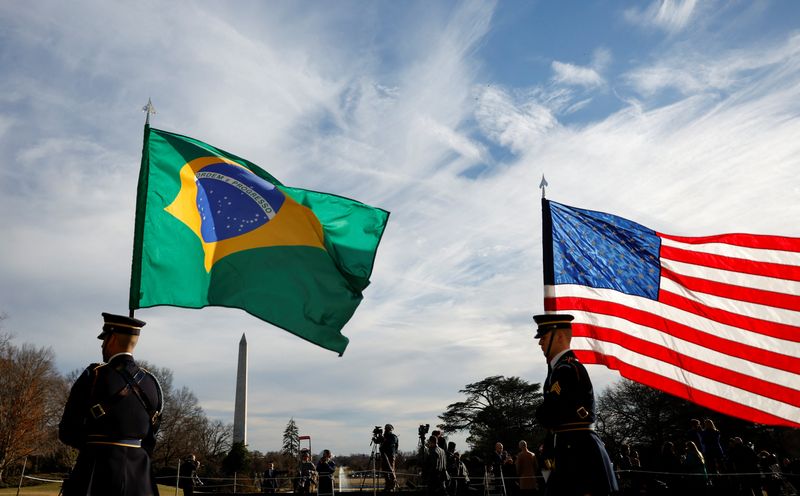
87,362,107,393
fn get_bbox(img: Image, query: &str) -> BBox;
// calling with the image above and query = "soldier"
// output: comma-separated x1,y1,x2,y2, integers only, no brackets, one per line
533,313,618,496
59,313,163,496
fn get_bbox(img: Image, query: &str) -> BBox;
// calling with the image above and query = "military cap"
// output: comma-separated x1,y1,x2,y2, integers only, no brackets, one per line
97,312,146,340
533,313,574,338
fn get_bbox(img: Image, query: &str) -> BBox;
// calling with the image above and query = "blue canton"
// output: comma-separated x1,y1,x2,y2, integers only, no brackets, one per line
549,201,661,300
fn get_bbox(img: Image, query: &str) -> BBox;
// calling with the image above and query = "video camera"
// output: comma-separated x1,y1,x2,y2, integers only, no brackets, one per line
418,424,430,439
372,425,384,444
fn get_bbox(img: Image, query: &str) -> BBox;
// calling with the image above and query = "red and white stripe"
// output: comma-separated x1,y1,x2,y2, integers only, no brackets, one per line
545,233,800,427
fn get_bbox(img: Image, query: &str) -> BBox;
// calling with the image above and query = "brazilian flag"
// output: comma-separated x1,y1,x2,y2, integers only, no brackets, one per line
129,126,389,355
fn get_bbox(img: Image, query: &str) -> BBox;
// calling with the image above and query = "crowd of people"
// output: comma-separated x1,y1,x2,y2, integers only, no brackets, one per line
248,448,338,495
612,418,800,495
421,432,545,496
437,428,798,496
165,426,799,496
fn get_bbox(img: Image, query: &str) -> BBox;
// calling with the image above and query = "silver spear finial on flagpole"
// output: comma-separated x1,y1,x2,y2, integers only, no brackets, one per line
142,98,156,125
539,174,549,199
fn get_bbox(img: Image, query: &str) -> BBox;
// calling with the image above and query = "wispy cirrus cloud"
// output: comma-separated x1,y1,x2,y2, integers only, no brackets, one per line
624,0,699,33
474,85,560,153
625,33,800,97
551,48,611,89
551,61,604,88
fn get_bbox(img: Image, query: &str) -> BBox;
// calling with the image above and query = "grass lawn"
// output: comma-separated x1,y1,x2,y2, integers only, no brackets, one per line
0,483,181,495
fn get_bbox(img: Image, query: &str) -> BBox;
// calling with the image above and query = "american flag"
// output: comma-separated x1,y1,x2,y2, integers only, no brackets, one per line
542,199,800,427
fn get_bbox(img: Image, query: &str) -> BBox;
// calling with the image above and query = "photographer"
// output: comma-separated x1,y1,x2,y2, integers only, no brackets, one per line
317,449,336,496
179,454,202,496
379,424,399,491
418,424,430,460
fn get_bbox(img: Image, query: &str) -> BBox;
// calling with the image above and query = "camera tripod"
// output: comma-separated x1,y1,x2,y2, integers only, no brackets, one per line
417,433,426,462
360,438,397,494
359,441,382,495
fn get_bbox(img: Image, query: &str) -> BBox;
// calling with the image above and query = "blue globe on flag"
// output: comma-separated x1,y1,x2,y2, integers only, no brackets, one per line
194,162,286,243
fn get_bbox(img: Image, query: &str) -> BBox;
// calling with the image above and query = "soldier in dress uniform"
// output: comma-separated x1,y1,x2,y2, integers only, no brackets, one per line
59,313,163,496
533,313,618,496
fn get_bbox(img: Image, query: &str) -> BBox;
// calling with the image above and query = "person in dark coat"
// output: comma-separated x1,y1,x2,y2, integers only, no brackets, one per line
686,419,705,457
501,451,518,496
263,461,280,494
380,424,399,491
682,441,708,492
179,454,201,496
490,442,505,488
700,418,724,473
424,436,449,496
432,430,448,452
448,451,470,496
317,449,336,496
727,437,762,496
658,441,682,495
533,313,619,496
59,313,163,496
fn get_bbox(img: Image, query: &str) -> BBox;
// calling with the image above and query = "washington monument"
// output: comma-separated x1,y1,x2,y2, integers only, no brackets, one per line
233,333,248,445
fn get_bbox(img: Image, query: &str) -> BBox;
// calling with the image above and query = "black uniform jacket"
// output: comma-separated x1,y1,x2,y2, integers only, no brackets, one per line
59,354,163,496
535,350,618,496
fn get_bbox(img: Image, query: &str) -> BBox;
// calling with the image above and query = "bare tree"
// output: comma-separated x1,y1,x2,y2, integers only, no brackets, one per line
0,313,9,351
199,418,232,459
597,378,691,452
136,362,207,469
0,339,61,482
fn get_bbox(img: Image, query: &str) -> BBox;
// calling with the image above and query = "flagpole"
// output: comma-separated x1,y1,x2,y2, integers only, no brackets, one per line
129,100,157,319
540,181,555,305
143,98,156,126
539,174,548,199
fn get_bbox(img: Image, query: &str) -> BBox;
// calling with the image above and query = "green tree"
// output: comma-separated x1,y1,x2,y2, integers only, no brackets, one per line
282,418,300,458
438,375,545,456
222,441,250,475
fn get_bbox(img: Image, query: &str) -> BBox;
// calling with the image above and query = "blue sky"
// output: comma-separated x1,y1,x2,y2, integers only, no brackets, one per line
2,0,800,457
